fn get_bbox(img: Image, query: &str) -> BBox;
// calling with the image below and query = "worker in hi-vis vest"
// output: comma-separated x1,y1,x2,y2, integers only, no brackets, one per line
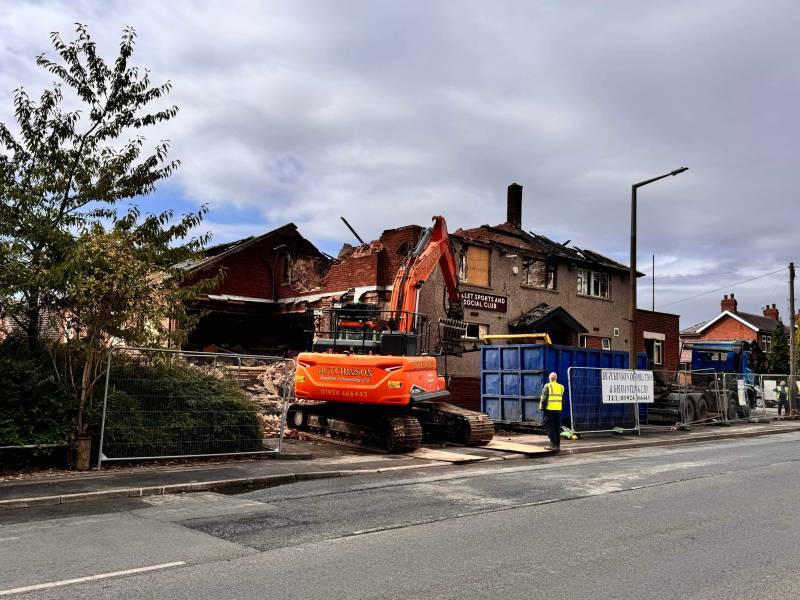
540,372,564,451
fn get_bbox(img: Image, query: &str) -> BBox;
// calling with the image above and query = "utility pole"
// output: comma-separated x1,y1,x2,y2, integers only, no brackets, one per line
652,254,655,312
790,262,796,413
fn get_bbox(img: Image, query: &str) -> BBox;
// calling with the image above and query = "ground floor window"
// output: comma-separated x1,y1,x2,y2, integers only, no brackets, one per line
463,323,489,340
653,340,663,365
578,334,588,348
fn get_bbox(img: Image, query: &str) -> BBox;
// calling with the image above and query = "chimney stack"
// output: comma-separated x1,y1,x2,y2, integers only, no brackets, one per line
507,183,522,229
721,293,738,313
763,303,780,321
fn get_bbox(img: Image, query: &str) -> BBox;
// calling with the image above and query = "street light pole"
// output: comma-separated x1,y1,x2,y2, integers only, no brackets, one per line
629,167,688,369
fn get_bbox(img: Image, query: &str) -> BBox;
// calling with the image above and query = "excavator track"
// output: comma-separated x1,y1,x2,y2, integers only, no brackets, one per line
412,401,495,446
287,403,423,453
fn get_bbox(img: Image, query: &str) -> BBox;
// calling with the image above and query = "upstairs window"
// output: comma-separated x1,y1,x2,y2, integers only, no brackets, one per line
522,258,557,290
762,334,772,353
459,245,490,287
577,269,609,299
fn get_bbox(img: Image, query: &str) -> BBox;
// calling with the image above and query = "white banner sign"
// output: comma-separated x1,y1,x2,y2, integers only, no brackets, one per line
736,380,747,407
601,369,654,404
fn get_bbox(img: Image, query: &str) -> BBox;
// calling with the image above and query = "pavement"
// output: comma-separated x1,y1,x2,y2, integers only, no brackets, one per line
2,419,800,509
4,431,800,598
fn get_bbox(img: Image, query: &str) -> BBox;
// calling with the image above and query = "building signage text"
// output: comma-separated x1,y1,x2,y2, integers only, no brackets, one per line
600,369,654,404
461,291,507,313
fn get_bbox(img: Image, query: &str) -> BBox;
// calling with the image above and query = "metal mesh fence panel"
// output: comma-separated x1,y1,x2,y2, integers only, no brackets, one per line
720,373,754,424
567,367,640,434
98,348,291,467
758,374,793,420
640,369,688,429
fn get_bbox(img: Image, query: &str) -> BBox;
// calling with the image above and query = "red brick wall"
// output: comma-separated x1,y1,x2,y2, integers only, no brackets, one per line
701,316,757,344
377,226,423,286
321,253,380,292
446,376,481,412
187,228,328,301
635,309,680,372
212,243,273,299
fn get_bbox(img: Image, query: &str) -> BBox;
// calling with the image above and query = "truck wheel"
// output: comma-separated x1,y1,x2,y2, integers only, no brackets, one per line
695,398,709,422
686,398,697,424
726,395,738,420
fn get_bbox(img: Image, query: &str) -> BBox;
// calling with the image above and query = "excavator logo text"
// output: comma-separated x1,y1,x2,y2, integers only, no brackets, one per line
317,366,374,377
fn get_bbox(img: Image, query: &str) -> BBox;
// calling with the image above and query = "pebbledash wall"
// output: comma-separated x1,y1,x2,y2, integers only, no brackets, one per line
419,240,633,376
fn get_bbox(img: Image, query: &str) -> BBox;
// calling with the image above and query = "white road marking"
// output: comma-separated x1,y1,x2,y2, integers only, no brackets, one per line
0,537,20,542
0,561,185,596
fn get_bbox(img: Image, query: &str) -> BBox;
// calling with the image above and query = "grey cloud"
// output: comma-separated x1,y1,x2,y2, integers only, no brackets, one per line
1,0,798,325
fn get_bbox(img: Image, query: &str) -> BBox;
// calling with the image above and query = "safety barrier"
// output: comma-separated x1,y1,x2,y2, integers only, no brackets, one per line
566,367,644,434
98,347,292,468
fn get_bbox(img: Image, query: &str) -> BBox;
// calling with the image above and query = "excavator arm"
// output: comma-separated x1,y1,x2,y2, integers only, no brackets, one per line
389,216,462,332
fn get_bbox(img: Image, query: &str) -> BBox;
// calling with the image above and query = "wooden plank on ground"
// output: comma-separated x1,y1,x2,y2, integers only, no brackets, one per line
405,448,489,463
485,440,554,455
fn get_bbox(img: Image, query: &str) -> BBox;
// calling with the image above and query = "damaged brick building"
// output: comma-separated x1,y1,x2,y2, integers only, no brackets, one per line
180,184,679,408
178,223,331,354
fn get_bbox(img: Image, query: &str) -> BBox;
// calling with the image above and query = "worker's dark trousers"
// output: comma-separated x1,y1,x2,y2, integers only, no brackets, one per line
544,409,561,448
778,398,789,416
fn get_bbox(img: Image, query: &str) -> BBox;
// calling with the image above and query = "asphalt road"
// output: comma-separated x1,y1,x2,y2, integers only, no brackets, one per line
3,432,800,599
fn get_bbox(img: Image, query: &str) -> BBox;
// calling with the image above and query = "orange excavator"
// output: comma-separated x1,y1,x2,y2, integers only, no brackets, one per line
288,216,494,452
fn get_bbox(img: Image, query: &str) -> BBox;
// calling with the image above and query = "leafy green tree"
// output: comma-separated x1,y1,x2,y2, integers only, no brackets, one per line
0,24,212,467
769,321,790,375
0,24,184,351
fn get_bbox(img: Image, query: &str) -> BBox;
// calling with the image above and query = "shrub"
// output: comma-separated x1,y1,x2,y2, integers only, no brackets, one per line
0,340,72,447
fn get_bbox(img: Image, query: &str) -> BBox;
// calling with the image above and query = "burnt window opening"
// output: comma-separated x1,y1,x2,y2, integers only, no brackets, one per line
396,242,409,256
522,258,556,290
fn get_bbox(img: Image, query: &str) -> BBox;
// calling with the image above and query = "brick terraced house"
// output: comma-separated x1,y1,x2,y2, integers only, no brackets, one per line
679,293,785,369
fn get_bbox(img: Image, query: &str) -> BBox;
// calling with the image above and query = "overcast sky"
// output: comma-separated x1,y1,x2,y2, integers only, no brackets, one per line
1,0,797,327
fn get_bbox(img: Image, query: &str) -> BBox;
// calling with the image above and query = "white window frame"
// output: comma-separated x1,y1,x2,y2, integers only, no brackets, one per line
602,337,611,351
762,334,772,353
653,340,663,365
578,334,588,348
463,323,488,341
577,268,610,299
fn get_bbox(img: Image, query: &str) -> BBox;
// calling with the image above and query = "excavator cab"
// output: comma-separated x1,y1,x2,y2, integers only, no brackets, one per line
309,304,467,358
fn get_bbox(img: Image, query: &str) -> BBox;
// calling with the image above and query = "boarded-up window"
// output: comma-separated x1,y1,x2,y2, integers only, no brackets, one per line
459,245,490,287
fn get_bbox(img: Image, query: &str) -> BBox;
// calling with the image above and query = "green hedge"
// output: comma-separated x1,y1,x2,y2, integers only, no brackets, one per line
0,341,72,447
103,360,262,458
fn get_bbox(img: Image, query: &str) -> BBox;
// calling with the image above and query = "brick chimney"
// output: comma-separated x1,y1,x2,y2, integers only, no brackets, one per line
721,293,738,313
507,183,522,229
763,303,779,321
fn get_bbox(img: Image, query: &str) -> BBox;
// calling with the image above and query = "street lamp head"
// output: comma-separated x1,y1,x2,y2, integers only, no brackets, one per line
671,167,689,176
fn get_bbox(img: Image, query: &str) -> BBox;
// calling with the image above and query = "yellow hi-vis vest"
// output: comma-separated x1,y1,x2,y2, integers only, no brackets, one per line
540,381,564,411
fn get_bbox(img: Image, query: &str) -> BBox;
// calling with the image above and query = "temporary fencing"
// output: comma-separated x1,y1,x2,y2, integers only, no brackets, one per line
566,367,643,434
98,347,292,468
755,374,795,420
567,367,753,434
